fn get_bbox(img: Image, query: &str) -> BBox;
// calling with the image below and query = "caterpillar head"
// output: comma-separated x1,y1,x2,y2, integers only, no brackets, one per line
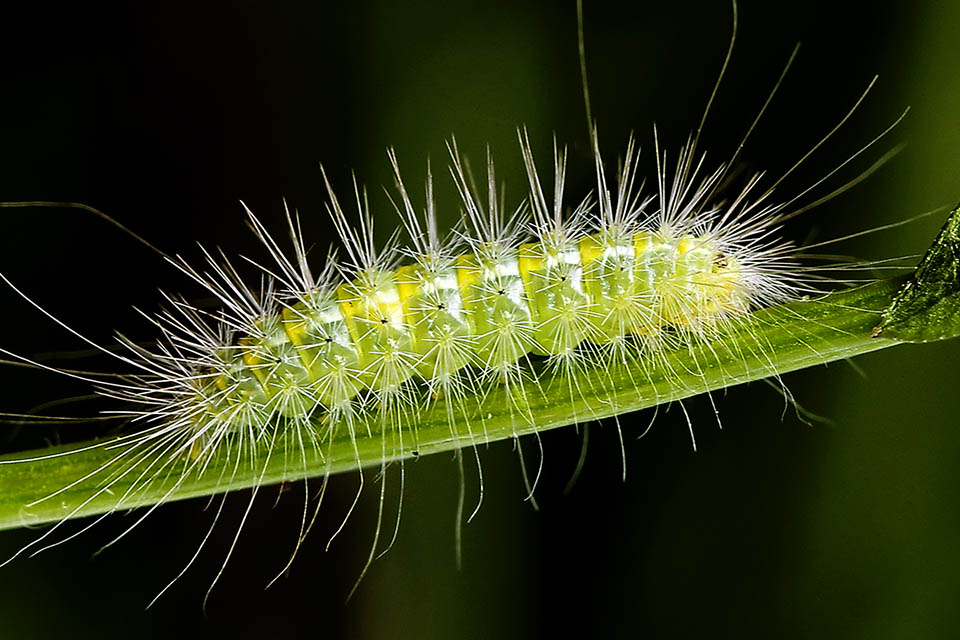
702,250,750,315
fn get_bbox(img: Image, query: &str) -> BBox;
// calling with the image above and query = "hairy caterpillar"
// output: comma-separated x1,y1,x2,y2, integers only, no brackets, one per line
0,0,952,624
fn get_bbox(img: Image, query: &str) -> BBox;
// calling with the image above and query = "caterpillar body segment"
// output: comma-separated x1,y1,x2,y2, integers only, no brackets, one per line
517,238,592,358
456,248,537,373
280,289,364,411
394,261,474,383
336,269,417,396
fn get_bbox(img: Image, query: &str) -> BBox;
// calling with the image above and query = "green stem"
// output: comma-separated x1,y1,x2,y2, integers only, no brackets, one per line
0,278,901,531
0,204,958,532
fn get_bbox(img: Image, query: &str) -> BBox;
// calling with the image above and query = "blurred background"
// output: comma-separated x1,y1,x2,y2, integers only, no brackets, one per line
0,0,958,637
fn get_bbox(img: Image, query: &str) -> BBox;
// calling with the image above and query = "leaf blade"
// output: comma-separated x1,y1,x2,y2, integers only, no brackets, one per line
0,277,903,532
877,203,960,342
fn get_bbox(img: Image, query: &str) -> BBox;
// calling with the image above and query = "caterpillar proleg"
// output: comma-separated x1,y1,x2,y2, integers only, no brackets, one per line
1,0,957,625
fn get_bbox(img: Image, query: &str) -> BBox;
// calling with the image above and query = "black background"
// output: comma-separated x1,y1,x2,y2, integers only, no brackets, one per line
1,1,959,638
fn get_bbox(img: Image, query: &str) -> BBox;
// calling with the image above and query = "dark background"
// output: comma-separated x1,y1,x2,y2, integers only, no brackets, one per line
1,0,958,637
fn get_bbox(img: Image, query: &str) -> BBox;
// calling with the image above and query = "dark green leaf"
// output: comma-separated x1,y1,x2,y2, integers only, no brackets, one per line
877,204,960,342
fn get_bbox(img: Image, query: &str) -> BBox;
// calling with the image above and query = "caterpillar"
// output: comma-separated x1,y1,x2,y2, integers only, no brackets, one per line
0,0,943,618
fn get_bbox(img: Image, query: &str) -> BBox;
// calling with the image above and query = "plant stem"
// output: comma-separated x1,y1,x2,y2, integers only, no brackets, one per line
3,204,960,533
0,277,906,531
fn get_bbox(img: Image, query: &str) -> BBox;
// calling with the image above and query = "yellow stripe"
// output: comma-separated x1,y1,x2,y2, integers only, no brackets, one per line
281,306,318,380
335,282,363,356
578,233,602,266
633,231,652,255
455,253,480,299
239,336,269,386
516,242,543,304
